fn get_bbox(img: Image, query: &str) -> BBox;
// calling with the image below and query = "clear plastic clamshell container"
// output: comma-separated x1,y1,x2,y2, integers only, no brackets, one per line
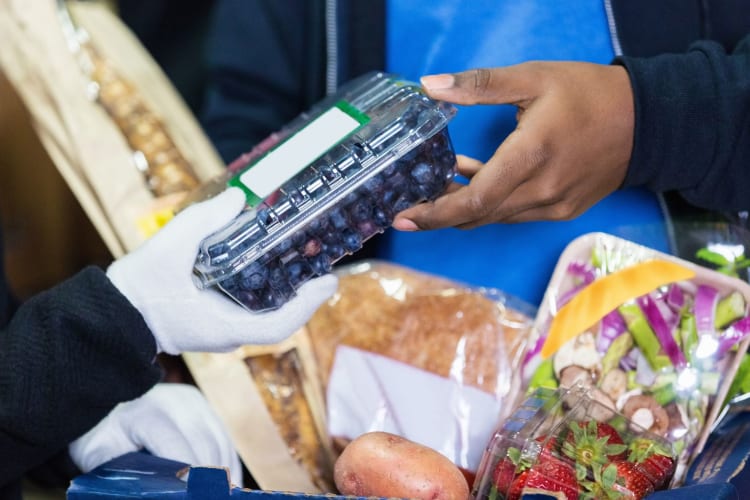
472,385,677,500
192,72,458,312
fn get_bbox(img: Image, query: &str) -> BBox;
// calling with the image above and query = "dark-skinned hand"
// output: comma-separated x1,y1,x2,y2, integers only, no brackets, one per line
392,61,635,230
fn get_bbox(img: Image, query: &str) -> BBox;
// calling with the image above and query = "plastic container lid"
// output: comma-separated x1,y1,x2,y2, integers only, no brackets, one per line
192,72,457,311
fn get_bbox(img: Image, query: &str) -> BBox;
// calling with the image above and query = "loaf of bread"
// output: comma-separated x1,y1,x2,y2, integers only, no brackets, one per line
306,261,534,397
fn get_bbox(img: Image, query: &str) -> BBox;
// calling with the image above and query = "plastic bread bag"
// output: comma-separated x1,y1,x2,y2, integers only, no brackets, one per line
303,260,537,483
522,232,750,484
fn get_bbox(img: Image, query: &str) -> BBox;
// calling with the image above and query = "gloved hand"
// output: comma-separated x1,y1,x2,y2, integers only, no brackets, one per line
69,383,243,486
106,187,338,354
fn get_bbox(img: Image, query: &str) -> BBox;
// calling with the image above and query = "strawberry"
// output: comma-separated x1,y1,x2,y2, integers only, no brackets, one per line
505,470,529,500
627,437,676,489
562,420,628,470
522,456,579,500
581,461,654,500
610,461,655,499
491,447,526,498
492,457,518,495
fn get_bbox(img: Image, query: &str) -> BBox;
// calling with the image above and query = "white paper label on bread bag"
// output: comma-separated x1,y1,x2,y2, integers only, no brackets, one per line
231,101,369,206
326,345,502,471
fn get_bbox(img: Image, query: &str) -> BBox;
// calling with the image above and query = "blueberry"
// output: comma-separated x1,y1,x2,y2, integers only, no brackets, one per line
373,207,391,227
363,175,384,193
393,195,413,214
328,209,349,230
277,237,293,254
306,217,324,234
236,290,262,311
258,287,281,310
357,220,379,238
291,230,307,247
348,200,371,222
219,275,240,293
322,242,344,260
275,284,296,302
410,182,436,200
382,162,397,177
309,253,332,275
380,189,397,206
400,147,418,164
285,259,314,287
410,162,433,185
240,262,268,290
386,172,407,189
267,266,287,288
341,230,362,253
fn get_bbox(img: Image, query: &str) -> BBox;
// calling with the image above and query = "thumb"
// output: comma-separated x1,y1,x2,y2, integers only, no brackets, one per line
420,65,539,105
164,187,247,247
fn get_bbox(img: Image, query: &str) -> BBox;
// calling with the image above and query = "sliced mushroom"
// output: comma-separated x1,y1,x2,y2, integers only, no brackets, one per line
559,365,594,389
622,394,670,436
599,368,628,402
588,388,617,421
553,331,601,379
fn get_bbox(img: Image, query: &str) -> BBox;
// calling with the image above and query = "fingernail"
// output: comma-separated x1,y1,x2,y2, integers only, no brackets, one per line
420,74,455,91
392,218,419,232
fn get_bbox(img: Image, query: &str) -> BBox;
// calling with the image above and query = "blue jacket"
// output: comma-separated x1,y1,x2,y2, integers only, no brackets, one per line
202,0,750,213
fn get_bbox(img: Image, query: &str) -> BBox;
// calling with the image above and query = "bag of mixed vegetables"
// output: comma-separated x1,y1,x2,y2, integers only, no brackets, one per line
522,232,750,485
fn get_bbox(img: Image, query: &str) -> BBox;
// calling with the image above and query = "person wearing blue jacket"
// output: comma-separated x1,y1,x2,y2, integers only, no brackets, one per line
201,0,750,305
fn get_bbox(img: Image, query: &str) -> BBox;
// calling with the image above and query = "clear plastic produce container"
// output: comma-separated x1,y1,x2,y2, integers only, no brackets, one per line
472,385,677,500
521,233,750,484
192,72,458,312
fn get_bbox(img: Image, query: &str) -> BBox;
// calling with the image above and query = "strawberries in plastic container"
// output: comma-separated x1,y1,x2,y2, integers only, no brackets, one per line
473,385,676,500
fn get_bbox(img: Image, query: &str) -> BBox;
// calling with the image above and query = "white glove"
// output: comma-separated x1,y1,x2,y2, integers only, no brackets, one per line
106,187,338,354
69,383,243,487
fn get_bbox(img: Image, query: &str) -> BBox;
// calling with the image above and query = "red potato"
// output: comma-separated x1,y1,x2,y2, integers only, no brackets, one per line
334,431,470,500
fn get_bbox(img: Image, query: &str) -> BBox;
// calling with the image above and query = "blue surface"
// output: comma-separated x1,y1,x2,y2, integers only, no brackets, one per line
383,0,669,305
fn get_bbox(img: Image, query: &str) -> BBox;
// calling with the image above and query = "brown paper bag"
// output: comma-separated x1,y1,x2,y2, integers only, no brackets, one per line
0,0,224,256
183,332,336,493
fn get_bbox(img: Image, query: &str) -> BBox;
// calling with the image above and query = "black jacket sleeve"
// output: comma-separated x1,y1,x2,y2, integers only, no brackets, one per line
616,33,750,211
0,266,161,488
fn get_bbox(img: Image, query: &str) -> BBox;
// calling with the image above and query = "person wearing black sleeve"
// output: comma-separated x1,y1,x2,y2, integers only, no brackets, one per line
0,187,337,498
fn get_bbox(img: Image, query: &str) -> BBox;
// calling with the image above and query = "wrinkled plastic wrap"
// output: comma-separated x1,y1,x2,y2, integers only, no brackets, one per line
522,233,750,484
304,260,536,480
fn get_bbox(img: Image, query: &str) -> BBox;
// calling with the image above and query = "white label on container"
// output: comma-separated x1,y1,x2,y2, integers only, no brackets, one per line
237,105,364,199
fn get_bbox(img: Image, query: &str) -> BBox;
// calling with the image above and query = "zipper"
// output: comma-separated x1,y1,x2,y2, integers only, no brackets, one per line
603,0,623,56
325,0,339,95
